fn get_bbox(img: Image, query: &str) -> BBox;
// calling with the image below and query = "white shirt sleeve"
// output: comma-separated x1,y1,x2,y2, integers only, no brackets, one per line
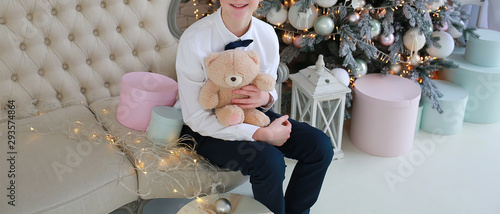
175,32,260,141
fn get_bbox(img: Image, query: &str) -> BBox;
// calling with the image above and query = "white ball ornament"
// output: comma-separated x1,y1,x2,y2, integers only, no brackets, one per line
351,59,368,77
288,4,318,30
426,31,455,58
370,19,381,38
315,0,338,8
330,68,350,87
403,28,426,52
352,0,366,9
266,5,288,25
314,16,335,36
446,21,464,38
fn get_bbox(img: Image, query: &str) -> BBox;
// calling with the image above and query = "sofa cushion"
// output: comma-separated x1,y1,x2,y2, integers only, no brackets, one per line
90,97,248,199
0,105,137,214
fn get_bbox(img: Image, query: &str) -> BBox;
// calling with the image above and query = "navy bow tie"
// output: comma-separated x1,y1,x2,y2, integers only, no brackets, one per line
224,39,253,50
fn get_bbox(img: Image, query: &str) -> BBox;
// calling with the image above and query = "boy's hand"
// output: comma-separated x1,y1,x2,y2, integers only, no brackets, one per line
232,85,271,109
252,115,292,146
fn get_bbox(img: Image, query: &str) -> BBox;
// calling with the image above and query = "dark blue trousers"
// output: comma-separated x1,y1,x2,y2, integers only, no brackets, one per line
180,110,334,214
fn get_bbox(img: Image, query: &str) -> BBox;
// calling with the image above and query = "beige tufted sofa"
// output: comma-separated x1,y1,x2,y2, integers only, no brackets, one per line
0,0,247,213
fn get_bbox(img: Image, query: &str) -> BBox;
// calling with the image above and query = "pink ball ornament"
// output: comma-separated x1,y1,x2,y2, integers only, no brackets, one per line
379,33,395,46
434,21,448,31
293,35,303,48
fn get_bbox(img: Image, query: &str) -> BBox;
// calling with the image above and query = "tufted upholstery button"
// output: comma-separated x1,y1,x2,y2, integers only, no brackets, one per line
109,54,115,60
123,0,129,4
0,17,5,24
132,50,137,56
154,45,160,51
11,74,18,81
38,69,44,75
100,2,106,8
116,26,121,33
80,88,86,93
51,8,57,15
76,5,82,11
93,30,99,36
62,63,68,70
68,34,74,41
86,59,92,65
27,14,33,21
139,22,144,28
32,100,38,105
44,38,51,45
20,43,26,50
57,93,63,99
104,82,110,88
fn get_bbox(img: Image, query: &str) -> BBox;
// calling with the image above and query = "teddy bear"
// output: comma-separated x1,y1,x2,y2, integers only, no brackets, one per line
199,49,276,127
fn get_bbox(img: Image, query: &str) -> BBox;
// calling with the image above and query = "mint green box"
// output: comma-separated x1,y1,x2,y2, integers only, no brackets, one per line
146,106,184,146
421,80,468,135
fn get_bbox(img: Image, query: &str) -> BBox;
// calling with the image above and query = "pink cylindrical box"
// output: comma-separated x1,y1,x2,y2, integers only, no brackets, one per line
350,74,421,157
117,72,178,131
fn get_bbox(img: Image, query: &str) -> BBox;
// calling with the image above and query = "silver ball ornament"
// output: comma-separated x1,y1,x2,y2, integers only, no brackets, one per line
347,12,360,24
351,59,368,77
379,33,395,46
213,198,232,214
314,16,335,36
370,19,381,38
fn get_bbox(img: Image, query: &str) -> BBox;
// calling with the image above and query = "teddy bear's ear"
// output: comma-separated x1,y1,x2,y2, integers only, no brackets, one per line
246,50,260,65
205,52,221,66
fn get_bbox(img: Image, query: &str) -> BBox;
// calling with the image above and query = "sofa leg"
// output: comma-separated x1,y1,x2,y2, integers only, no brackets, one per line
113,198,151,214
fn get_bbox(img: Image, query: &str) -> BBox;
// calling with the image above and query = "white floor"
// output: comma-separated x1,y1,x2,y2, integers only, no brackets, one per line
141,121,500,214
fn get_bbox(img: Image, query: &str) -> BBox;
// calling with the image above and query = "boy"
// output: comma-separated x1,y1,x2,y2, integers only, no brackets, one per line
175,0,333,213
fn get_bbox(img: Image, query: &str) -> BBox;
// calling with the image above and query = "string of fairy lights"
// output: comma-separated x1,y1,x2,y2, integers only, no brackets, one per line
24,103,226,203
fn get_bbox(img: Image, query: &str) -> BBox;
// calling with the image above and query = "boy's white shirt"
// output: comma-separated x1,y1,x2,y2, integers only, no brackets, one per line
174,8,280,141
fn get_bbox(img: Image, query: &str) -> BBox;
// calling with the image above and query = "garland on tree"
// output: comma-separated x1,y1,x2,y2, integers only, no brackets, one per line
255,0,478,115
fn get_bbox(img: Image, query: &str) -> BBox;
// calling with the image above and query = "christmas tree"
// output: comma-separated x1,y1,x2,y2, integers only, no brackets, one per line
254,0,478,116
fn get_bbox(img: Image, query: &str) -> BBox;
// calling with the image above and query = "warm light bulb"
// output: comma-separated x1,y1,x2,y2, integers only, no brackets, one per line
73,128,80,134
30,127,34,131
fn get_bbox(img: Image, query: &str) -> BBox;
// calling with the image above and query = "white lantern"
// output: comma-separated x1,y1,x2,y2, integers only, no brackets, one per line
290,55,351,159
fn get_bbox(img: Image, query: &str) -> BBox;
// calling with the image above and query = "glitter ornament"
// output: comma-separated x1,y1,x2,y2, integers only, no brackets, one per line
314,15,335,36
379,33,395,46
282,32,294,45
266,4,288,25
214,198,232,214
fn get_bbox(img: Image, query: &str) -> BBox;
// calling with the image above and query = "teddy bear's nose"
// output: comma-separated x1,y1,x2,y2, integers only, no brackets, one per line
225,75,243,87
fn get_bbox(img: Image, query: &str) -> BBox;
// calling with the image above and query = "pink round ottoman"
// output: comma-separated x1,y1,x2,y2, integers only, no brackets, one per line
117,72,178,131
350,74,421,157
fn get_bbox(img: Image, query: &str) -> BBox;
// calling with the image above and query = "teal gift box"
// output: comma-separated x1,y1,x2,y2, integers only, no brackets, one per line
421,80,468,135
146,106,184,146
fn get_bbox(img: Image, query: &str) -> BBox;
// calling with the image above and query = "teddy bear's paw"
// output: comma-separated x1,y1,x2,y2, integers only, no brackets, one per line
215,105,244,127
227,114,243,126
243,109,270,127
